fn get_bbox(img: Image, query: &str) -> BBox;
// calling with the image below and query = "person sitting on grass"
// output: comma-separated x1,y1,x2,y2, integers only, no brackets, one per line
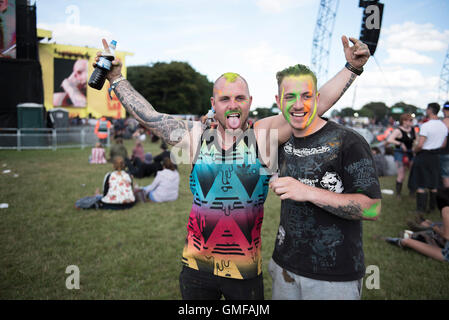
384,188,449,262
89,142,107,164
131,139,145,162
135,157,179,203
97,156,136,210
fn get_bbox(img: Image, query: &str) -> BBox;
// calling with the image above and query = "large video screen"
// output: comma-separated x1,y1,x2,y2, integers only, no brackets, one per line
53,58,88,108
0,0,16,58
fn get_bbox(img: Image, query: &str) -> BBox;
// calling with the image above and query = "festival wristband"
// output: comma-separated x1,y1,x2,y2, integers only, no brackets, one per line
108,76,126,99
345,62,363,76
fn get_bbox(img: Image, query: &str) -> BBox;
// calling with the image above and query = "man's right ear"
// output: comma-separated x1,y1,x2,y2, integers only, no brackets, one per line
275,95,281,110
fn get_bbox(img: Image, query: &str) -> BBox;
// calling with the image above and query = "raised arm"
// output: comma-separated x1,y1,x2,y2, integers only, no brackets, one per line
112,79,199,146
95,39,201,147
317,36,370,116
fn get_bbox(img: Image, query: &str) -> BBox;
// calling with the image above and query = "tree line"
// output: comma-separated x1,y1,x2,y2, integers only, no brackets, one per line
332,102,422,123
127,62,421,123
127,61,213,116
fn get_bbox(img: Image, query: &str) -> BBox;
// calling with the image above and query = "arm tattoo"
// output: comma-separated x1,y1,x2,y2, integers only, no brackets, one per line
338,73,357,100
113,80,194,145
317,200,364,220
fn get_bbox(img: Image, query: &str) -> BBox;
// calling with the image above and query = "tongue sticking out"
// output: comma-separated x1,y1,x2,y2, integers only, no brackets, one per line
226,116,241,129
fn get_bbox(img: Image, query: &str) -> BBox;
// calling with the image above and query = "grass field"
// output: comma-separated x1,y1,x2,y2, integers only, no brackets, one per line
1,139,448,300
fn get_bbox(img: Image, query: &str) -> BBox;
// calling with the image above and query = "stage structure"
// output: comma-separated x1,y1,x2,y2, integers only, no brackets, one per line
38,31,133,119
439,45,449,104
311,0,340,86
358,0,384,56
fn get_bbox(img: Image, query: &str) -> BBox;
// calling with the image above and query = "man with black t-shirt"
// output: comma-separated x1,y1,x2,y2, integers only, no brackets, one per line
269,64,382,300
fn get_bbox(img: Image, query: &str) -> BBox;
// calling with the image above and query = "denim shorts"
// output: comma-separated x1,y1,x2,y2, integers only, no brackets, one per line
394,149,413,163
268,258,362,300
440,154,449,178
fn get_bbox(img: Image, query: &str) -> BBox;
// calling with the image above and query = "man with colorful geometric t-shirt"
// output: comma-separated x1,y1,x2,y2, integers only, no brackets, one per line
95,35,371,300
269,64,382,300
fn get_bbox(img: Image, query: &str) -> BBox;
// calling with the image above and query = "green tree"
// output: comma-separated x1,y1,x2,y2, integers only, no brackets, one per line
340,107,356,117
360,102,389,122
127,62,213,115
251,107,277,119
389,102,419,121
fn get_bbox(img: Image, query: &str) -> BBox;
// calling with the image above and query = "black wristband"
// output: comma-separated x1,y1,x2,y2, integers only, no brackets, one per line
345,62,363,76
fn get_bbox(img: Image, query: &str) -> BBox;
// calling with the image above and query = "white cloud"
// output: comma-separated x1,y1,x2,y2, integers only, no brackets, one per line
239,41,298,108
385,48,433,65
334,66,440,110
242,41,297,73
254,0,312,13
383,22,449,52
37,22,113,49
381,22,449,66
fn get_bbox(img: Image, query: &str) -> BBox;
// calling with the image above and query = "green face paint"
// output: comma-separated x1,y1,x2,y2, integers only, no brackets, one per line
280,87,292,125
223,72,239,83
363,202,380,218
224,110,242,117
279,75,317,129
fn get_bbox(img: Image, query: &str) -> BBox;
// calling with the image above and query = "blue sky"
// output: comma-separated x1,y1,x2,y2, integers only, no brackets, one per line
36,0,449,114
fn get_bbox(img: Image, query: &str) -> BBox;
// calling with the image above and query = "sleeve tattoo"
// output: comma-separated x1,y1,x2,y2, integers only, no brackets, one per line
317,200,364,220
113,80,194,145
338,73,357,100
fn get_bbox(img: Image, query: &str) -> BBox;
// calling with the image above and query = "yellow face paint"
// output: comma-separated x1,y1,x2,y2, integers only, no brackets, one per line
306,99,317,127
223,72,239,83
279,75,317,129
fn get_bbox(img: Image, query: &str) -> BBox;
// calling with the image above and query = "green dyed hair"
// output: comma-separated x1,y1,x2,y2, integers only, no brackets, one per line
276,64,317,92
213,72,250,96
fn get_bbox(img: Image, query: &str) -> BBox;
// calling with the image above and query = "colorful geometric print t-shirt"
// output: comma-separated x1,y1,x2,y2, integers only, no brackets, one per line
182,128,270,280
272,120,382,282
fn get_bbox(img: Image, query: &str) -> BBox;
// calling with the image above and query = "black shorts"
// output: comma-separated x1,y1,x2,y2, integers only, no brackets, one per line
437,188,449,211
179,266,264,300
413,151,441,189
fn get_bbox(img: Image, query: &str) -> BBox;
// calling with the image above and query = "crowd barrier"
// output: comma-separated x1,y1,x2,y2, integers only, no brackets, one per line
0,127,110,150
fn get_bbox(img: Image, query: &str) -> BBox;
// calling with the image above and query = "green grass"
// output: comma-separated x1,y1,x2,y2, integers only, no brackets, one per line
0,139,448,299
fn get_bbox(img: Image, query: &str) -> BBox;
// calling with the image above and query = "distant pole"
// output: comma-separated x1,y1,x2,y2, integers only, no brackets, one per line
438,45,449,104
311,0,340,87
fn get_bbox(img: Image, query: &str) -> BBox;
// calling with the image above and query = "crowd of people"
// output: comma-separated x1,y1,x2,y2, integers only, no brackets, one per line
72,33,449,301
379,102,449,263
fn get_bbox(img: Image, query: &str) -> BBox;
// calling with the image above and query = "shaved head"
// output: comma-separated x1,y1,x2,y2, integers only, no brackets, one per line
213,72,250,97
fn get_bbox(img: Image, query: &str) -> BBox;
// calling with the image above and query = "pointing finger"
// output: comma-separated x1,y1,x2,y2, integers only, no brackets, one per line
102,38,110,52
341,35,349,49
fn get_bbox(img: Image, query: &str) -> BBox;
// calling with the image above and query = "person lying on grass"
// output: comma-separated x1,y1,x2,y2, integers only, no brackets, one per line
384,188,449,262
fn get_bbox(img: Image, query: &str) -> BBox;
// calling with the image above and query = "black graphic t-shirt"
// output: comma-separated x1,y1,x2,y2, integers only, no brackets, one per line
272,121,382,282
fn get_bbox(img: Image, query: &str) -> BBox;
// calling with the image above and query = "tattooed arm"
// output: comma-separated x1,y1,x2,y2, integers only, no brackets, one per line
94,40,202,148
112,79,202,147
312,192,381,221
270,177,381,221
316,36,370,115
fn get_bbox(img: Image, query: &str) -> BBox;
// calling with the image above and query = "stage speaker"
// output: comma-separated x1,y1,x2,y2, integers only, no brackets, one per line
16,0,38,60
359,0,384,56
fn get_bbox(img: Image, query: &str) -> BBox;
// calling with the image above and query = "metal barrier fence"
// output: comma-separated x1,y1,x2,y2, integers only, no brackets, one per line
0,127,110,150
